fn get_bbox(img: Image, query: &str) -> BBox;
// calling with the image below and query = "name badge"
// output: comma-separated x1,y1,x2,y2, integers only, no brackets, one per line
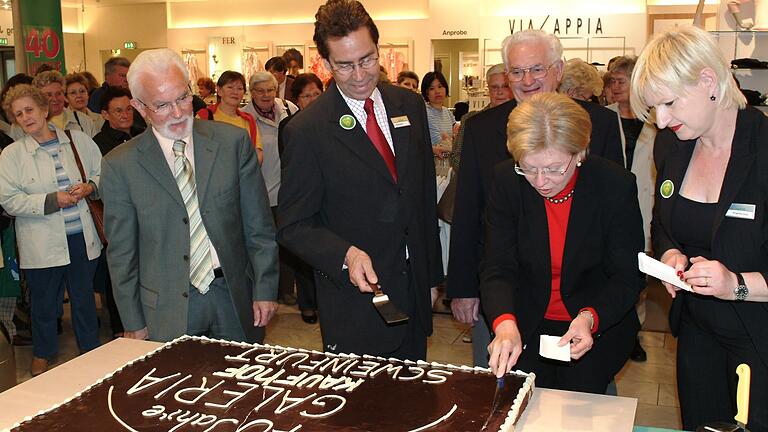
391,116,411,128
726,203,756,220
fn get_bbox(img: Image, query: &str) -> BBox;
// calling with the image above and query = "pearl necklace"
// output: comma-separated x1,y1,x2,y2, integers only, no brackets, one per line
546,188,575,204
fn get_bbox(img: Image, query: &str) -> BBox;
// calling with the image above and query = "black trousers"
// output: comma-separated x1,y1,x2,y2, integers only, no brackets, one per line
677,295,768,432
517,317,636,394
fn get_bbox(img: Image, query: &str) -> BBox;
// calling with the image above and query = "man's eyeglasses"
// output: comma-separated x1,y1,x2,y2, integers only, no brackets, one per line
330,55,380,76
508,61,558,82
137,85,193,115
514,154,575,177
298,91,322,100
252,87,276,96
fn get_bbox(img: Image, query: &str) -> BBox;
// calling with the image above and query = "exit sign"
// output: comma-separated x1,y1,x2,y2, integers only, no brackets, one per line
0,38,7,45
124,41,136,49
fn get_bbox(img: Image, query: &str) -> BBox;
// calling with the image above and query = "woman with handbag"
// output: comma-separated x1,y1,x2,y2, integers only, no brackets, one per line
0,84,102,376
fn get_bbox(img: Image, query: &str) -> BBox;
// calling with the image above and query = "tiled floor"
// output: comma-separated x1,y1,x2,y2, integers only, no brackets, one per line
10,299,683,430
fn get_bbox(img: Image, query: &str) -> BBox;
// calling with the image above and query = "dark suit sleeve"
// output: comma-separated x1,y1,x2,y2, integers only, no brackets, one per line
480,164,521,322
415,98,444,287
446,117,484,298
651,131,678,259
277,119,352,284
101,156,144,332
589,172,645,333
235,130,279,302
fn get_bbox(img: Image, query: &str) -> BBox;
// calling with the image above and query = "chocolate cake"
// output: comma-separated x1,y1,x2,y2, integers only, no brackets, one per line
9,336,535,431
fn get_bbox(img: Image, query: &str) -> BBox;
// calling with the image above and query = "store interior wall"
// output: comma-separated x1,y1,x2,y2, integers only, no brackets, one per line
431,39,479,108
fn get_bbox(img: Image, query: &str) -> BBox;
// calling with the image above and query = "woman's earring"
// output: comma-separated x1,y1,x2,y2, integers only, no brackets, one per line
576,159,582,167
710,95,716,101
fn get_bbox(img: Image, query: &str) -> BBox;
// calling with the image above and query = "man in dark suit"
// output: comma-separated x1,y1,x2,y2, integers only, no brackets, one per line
101,48,278,343
447,30,624,367
278,0,442,360
266,57,296,104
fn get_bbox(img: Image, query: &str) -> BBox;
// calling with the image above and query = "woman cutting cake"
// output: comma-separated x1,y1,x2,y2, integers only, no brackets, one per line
483,92,645,394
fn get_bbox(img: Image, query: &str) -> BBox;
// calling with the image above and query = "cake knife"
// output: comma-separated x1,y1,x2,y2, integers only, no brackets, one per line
735,363,751,431
480,376,505,431
368,281,409,325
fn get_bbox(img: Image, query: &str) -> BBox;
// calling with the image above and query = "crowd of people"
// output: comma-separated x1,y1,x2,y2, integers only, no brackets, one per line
0,0,765,430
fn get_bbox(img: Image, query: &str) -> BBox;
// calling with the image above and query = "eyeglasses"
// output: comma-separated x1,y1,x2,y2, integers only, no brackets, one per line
44,90,65,99
298,91,322,100
514,154,575,177
489,84,510,93
330,55,380,76
508,61,558,82
137,85,193,115
66,88,88,96
251,87,276,96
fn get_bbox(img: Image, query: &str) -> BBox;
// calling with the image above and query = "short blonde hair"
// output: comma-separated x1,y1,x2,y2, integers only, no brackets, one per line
2,84,50,123
558,58,603,98
32,70,65,89
630,25,746,122
507,92,591,161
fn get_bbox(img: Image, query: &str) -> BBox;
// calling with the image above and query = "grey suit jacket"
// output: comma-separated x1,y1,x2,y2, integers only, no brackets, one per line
100,120,278,343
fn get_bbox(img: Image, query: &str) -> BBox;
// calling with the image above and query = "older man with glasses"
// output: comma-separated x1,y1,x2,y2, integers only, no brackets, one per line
446,29,624,368
100,48,278,344
277,0,442,359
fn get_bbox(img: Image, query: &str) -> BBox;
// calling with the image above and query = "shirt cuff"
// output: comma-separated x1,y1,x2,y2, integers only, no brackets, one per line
492,313,517,333
579,307,599,334
44,192,59,215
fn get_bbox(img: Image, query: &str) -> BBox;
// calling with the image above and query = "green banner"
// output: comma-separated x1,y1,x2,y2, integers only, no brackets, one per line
20,0,66,74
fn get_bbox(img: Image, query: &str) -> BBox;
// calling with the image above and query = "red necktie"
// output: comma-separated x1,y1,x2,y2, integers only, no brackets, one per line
364,98,397,182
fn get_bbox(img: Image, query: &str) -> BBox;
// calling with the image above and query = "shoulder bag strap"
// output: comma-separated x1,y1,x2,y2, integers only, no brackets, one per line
64,129,87,183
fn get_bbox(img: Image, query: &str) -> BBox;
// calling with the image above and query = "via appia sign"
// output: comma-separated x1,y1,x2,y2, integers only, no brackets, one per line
509,15,604,35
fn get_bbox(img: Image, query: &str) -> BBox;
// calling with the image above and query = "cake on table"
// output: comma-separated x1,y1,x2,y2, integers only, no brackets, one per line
9,335,535,431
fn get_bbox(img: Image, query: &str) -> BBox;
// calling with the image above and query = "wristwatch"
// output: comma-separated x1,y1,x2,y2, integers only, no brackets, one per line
734,272,749,301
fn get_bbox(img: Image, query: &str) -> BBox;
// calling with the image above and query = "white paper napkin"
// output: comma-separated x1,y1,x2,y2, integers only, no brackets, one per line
637,252,693,292
539,334,571,362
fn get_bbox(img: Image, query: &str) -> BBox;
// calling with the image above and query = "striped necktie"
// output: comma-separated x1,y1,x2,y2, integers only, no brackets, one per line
173,140,214,294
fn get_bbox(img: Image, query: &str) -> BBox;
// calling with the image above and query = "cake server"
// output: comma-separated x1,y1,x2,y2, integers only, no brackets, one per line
480,376,505,430
368,281,409,325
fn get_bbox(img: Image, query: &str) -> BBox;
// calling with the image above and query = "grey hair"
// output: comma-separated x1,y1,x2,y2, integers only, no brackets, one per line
486,63,507,81
501,30,563,69
126,48,188,100
249,71,278,90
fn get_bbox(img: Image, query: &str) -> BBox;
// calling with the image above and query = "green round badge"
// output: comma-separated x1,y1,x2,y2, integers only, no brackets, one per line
339,114,356,130
660,179,674,199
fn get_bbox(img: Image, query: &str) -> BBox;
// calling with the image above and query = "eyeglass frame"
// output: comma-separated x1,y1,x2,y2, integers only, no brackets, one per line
329,53,380,76
514,154,575,178
507,60,560,83
136,84,193,115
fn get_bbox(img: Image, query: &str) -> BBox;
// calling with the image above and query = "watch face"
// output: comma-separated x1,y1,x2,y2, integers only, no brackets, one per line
735,285,749,301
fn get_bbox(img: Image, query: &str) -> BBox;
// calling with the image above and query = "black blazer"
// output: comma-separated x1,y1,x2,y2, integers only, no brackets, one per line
481,157,644,343
278,83,443,355
447,98,624,299
653,107,768,364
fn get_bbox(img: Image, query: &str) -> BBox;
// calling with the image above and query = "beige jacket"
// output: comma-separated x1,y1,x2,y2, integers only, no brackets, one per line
0,127,102,269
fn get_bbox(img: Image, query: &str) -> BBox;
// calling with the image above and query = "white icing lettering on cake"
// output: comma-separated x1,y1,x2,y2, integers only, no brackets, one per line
225,346,262,363
318,357,356,374
407,404,458,432
348,360,380,378
369,363,402,379
274,390,317,414
397,366,425,381
154,375,192,400
125,368,182,395
275,352,310,367
107,385,141,432
423,369,452,384
273,372,309,387
296,356,328,372
174,378,225,405
205,382,260,410
142,405,165,417
299,394,346,419
295,374,325,388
